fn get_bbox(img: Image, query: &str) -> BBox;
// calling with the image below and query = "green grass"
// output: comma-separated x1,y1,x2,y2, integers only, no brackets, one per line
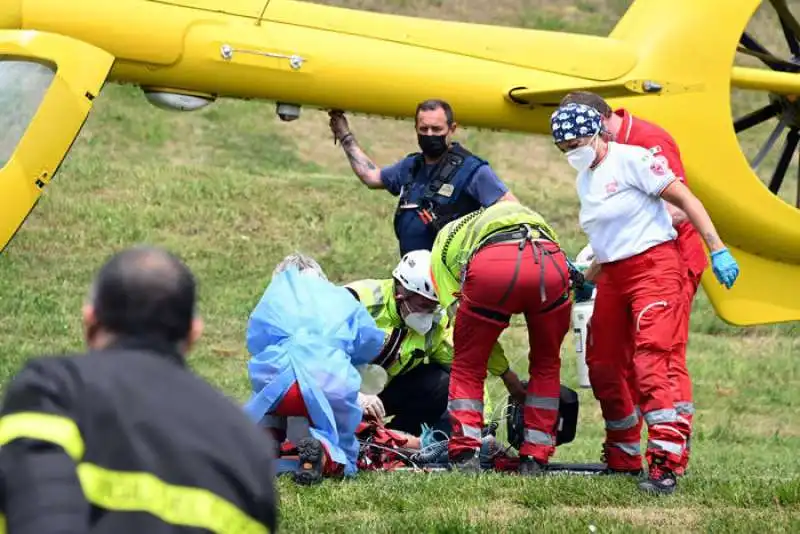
2,0,800,532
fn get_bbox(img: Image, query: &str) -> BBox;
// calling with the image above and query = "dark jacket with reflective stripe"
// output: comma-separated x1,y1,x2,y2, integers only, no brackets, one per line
0,337,277,534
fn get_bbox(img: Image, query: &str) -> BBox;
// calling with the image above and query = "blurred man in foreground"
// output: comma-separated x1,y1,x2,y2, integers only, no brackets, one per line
0,246,278,533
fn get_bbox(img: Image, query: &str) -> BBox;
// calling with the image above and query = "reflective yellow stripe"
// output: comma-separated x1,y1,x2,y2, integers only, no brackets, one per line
0,412,85,462
78,463,268,534
0,414,267,533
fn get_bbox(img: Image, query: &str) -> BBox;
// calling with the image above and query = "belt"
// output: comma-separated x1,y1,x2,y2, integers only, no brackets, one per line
478,225,549,250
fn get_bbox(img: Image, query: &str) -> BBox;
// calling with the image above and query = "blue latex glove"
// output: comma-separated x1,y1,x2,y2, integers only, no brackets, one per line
711,247,740,289
574,280,595,303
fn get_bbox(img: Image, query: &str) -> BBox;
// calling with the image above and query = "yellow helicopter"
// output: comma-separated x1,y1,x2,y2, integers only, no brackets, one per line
0,0,798,327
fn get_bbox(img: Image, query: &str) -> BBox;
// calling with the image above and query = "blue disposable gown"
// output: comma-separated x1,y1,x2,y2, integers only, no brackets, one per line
243,268,385,475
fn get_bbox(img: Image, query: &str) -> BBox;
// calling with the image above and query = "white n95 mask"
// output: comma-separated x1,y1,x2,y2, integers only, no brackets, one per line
404,312,434,335
566,144,596,172
565,133,598,172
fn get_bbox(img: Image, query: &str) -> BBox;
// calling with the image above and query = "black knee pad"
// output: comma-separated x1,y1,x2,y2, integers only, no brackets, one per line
506,383,580,449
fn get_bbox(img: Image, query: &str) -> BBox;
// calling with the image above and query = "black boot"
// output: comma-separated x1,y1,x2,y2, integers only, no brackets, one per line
293,437,324,486
638,456,678,495
518,456,546,476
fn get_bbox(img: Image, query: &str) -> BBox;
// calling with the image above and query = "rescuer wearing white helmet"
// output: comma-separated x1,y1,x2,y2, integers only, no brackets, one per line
345,249,521,436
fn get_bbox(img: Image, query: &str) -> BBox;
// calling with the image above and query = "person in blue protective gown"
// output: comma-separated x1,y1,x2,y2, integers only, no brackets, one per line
243,253,386,485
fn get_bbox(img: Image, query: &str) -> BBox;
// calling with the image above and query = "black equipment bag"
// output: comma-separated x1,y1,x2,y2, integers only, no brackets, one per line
506,383,579,449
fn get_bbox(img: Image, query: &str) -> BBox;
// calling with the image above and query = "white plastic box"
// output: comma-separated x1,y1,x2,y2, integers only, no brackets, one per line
571,299,594,389
572,244,596,389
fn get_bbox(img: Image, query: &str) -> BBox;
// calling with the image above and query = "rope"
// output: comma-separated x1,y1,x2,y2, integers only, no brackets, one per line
357,441,423,471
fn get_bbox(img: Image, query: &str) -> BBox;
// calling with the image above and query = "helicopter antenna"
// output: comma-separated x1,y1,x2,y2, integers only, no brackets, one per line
257,0,271,26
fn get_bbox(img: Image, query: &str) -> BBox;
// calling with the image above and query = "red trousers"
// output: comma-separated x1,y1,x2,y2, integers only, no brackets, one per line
673,271,701,432
448,240,571,463
586,241,687,471
605,247,702,471
274,382,310,418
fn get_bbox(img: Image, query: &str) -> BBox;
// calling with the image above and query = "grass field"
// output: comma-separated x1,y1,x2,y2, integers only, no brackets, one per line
1,0,800,532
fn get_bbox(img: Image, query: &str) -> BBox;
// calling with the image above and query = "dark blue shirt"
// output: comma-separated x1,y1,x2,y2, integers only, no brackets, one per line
380,155,509,255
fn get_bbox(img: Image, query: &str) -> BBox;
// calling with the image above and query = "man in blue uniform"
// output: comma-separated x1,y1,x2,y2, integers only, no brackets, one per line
329,99,518,256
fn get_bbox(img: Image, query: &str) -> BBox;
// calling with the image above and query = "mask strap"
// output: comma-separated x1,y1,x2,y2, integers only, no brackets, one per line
590,131,600,149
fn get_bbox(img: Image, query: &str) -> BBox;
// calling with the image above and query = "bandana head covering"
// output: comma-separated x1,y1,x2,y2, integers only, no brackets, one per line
550,103,602,144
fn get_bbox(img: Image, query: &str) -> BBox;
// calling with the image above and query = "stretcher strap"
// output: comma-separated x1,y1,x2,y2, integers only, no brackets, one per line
496,239,527,307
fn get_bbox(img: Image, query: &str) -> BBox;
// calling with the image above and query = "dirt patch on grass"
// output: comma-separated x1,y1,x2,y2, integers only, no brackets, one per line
736,413,800,439
331,509,384,523
736,334,797,355
467,498,529,525
559,506,702,531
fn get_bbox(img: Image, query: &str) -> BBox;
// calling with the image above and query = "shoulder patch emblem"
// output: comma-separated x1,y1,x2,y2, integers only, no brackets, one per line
654,155,670,167
650,159,667,177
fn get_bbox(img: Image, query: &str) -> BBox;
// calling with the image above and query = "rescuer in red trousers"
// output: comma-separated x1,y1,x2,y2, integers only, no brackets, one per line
560,91,707,475
430,201,576,475
550,103,740,494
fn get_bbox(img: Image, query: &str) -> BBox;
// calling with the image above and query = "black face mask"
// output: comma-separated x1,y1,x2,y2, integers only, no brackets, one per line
417,133,449,159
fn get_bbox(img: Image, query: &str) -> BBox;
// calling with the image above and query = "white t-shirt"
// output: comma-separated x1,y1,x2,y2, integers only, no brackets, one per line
577,142,677,264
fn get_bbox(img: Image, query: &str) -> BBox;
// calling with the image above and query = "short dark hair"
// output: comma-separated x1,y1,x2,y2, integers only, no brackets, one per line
90,245,197,344
415,99,454,126
559,91,613,118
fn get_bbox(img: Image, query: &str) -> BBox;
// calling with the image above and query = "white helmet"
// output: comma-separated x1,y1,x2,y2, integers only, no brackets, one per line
392,250,438,302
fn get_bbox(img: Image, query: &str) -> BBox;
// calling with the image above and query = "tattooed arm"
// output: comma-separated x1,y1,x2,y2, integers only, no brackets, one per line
329,110,384,189
339,134,384,189
660,180,726,253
